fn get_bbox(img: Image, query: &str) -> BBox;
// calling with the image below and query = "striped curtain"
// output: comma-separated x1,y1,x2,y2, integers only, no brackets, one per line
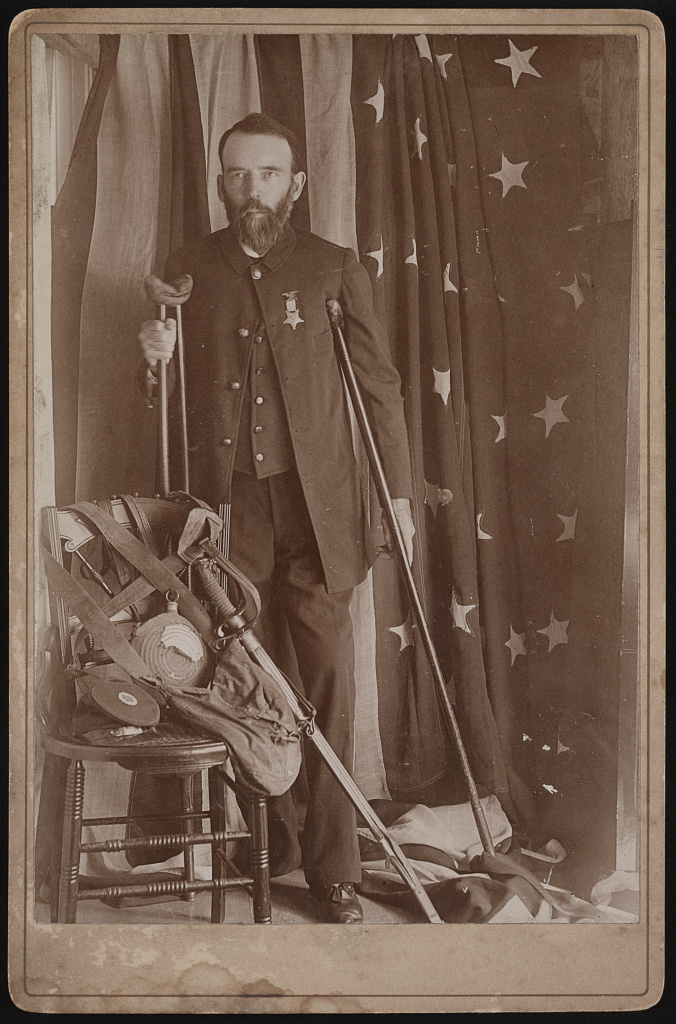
47,34,635,860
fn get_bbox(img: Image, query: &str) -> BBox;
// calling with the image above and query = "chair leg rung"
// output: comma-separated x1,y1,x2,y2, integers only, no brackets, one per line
48,760,271,922
79,876,255,901
81,829,250,855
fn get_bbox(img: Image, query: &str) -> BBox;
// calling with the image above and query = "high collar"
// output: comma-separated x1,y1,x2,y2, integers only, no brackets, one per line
219,223,298,275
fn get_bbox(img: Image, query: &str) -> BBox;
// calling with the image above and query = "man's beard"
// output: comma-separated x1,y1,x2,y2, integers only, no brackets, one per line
226,184,295,255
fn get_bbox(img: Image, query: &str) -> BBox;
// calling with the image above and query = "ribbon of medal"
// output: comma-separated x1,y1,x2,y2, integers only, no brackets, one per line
282,290,304,330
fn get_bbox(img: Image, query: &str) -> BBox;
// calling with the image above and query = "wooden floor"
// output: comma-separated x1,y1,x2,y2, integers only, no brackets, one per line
33,865,639,926
33,867,417,926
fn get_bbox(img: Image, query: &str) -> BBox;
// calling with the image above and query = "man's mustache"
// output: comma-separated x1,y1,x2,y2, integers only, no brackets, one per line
237,199,276,218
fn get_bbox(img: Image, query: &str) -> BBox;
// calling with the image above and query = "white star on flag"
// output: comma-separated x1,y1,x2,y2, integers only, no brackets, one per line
560,273,584,310
542,784,558,795
424,480,452,516
489,154,529,198
537,611,569,652
436,52,453,79
494,39,542,88
415,34,433,62
505,625,527,665
556,510,578,542
405,238,418,267
433,367,451,406
557,730,571,756
534,395,569,438
443,263,458,293
451,590,477,634
388,612,414,652
424,480,441,517
364,81,385,124
492,413,507,442
365,237,384,279
476,512,493,540
410,116,427,160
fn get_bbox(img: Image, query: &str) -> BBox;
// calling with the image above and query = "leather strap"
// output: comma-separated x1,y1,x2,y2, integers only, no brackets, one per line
96,552,186,621
69,501,213,643
120,493,160,559
98,496,133,589
43,547,155,682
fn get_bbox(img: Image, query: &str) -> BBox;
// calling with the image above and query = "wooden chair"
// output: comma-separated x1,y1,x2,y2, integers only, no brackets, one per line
36,495,271,925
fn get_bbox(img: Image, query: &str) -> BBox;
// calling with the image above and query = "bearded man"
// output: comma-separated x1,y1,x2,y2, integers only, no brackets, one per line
138,113,415,923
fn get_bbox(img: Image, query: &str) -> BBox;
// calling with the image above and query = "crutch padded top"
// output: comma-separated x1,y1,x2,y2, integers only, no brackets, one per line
144,273,193,306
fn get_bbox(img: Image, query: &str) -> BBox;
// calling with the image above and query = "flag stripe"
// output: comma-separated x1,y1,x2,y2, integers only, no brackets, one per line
189,34,261,233
76,35,171,500
299,35,389,798
51,34,119,506
255,34,311,232
300,33,359,252
168,35,211,250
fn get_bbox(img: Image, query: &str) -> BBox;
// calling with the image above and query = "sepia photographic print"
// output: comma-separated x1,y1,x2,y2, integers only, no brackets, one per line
9,7,665,1013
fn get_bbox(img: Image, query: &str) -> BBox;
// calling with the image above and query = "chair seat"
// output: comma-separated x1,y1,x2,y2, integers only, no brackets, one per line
42,720,229,774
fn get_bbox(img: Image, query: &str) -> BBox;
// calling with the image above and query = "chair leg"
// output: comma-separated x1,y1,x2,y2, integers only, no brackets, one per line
56,760,85,923
36,751,66,900
249,794,271,924
48,760,67,923
179,774,197,902
208,767,227,924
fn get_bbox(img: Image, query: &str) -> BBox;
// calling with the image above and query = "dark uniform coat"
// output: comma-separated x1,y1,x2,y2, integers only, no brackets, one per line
163,224,413,594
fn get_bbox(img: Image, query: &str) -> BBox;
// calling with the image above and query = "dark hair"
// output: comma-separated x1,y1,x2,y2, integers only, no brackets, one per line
218,113,302,175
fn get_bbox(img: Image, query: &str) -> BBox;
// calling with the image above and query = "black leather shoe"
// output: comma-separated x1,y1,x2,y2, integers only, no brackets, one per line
308,882,363,924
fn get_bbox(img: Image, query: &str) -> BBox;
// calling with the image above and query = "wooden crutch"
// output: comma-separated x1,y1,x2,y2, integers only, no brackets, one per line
326,298,496,857
144,274,193,496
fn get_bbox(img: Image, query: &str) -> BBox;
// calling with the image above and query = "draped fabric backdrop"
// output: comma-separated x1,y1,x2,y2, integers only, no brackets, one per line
45,33,637,873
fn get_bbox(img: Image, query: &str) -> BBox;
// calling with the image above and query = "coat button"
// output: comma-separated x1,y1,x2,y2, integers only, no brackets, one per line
256,453,264,462
230,381,241,390
255,396,264,405
254,425,263,434
238,328,249,337
254,335,263,344
251,267,262,280
220,438,232,446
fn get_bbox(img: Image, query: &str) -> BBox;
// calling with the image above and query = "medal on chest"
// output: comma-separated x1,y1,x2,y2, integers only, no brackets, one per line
282,290,304,330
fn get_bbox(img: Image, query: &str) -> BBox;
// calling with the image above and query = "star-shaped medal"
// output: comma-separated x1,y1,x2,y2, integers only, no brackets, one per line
282,291,304,330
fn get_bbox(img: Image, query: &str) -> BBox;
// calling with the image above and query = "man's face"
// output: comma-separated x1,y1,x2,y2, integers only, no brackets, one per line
218,132,306,254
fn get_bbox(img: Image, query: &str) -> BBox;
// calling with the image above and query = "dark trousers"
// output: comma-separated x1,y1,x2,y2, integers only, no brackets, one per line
228,469,362,888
